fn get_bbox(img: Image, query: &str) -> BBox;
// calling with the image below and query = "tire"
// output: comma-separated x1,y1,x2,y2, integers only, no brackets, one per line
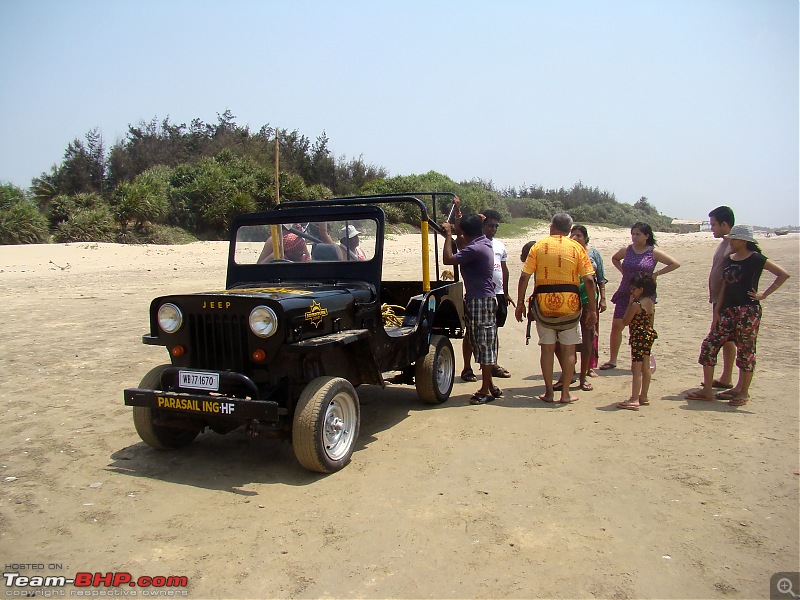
415,334,455,404
292,376,360,473
132,364,200,450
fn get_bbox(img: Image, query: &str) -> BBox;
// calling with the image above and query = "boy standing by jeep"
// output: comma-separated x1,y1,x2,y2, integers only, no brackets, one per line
460,209,514,381
441,211,500,405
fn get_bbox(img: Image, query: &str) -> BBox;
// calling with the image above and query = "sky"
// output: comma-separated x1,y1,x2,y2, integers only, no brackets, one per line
1,0,797,227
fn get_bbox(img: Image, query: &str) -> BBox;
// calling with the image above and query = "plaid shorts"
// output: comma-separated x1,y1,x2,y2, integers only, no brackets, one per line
465,297,498,366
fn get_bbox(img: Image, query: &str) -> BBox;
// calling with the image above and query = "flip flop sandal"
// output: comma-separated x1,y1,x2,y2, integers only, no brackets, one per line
598,363,616,371
701,381,735,390
469,392,494,405
686,391,714,401
715,390,738,400
580,382,593,391
553,378,577,391
490,385,503,398
617,401,640,410
460,369,478,383
728,398,749,407
492,366,512,378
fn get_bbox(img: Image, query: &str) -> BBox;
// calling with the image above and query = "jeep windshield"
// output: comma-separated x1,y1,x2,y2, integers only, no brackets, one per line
233,217,377,265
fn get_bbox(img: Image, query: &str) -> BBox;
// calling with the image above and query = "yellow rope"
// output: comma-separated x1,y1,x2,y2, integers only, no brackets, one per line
381,304,405,327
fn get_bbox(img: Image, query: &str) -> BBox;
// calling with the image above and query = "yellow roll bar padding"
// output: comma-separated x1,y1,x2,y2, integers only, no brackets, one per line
270,224,282,259
421,220,430,292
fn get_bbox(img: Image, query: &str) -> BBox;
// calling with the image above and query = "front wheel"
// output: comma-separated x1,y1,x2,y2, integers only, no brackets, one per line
415,335,455,404
292,377,360,473
132,364,200,450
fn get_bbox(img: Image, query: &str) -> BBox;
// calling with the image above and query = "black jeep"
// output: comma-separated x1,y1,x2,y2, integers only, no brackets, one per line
124,193,465,473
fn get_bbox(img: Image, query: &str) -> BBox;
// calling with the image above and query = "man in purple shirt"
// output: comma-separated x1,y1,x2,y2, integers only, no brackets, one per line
441,211,500,405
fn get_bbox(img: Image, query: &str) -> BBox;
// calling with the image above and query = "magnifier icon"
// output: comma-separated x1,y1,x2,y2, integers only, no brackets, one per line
777,578,798,598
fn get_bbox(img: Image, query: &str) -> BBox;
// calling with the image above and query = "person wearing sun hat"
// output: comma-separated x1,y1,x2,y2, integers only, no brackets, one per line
686,224,790,407
339,224,366,261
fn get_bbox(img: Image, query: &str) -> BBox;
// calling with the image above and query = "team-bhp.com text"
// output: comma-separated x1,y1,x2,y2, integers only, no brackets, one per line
4,572,188,596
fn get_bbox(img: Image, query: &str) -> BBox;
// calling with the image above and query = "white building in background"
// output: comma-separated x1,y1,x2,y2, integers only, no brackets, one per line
671,218,708,233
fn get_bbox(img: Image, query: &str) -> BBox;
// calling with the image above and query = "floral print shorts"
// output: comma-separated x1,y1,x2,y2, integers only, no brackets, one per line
699,305,761,372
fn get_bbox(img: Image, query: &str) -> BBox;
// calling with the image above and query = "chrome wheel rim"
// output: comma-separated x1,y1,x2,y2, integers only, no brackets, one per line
435,345,454,395
323,392,357,461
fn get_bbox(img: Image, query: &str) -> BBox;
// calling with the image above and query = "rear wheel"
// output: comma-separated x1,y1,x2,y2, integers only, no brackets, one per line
292,377,360,473
132,364,200,449
415,335,455,404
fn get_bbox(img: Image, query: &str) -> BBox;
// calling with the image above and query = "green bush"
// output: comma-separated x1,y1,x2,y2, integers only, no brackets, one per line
47,193,110,228
0,183,50,244
116,224,196,244
300,183,334,202
142,225,197,244
361,174,463,224
0,200,51,244
0,182,26,208
53,206,117,243
200,190,257,237
110,166,171,231
47,195,77,227
505,197,562,220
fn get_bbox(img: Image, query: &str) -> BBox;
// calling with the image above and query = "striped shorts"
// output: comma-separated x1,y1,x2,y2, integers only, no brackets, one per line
465,297,498,366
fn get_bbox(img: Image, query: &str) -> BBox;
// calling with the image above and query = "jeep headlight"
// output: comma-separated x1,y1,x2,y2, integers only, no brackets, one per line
249,305,278,338
157,303,183,334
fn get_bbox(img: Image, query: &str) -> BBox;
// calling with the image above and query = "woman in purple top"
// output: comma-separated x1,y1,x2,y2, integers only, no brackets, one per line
599,222,680,370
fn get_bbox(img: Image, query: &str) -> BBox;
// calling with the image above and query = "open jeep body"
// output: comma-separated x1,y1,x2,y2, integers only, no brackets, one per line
124,193,465,473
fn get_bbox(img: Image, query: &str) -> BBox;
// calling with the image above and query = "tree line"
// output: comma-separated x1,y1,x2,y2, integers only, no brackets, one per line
0,110,676,245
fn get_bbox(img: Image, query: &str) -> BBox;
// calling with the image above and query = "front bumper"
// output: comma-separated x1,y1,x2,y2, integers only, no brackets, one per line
124,388,281,422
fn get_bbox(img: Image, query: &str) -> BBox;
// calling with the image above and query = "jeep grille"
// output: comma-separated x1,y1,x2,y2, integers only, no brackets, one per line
189,313,249,372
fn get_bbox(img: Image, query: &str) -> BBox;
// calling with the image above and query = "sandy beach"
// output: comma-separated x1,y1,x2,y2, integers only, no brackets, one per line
0,226,798,599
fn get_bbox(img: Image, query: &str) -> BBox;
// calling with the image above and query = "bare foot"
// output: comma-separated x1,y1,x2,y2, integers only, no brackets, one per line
559,394,578,404
538,393,555,403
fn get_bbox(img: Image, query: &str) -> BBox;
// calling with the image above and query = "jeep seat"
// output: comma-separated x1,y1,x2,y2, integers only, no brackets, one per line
311,243,341,261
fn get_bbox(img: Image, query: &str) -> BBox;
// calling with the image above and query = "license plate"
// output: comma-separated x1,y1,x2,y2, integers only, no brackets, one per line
179,370,219,391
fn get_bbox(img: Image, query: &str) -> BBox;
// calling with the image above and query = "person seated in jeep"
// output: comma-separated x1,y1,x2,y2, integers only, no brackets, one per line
339,225,367,261
258,220,341,263
258,223,311,263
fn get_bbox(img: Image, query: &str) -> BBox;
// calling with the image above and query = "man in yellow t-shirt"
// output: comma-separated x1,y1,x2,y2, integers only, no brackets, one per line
515,213,597,404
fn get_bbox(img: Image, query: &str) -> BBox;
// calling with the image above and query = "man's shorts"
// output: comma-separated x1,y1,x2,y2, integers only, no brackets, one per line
536,321,581,346
496,294,508,327
465,297,498,366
